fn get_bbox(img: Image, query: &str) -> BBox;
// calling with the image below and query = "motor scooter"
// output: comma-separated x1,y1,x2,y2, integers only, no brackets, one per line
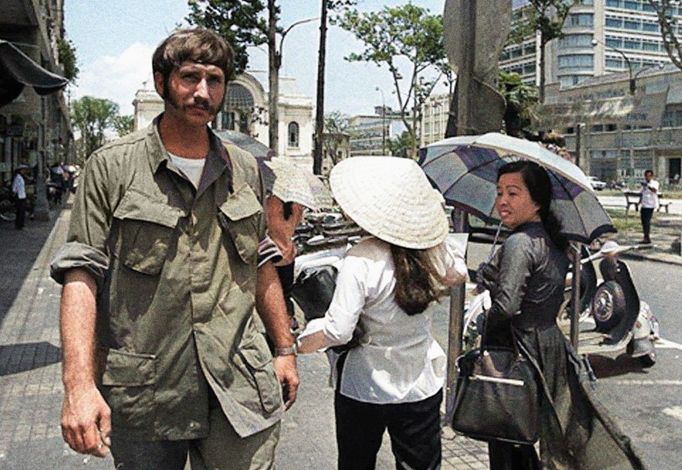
568,242,659,367
461,242,659,368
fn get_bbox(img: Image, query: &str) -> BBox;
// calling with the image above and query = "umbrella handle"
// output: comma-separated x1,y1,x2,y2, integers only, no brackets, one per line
486,222,503,262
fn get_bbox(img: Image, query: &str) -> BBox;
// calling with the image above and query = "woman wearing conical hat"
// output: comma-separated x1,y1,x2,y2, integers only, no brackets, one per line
297,157,468,470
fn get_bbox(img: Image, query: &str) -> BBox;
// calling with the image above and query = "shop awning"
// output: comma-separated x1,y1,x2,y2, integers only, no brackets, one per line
0,39,68,106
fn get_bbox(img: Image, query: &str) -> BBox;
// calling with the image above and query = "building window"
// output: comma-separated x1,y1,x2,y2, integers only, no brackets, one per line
606,17,623,28
558,54,594,70
239,113,249,133
568,13,594,27
559,75,588,87
288,122,299,147
222,112,236,131
559,34,593,48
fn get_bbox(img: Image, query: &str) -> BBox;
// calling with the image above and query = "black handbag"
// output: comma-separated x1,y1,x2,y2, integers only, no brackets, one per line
291,265,338,321
450,330,541,445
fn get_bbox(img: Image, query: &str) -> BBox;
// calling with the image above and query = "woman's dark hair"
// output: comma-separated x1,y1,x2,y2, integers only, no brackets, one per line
390,245,445,315
498,160,568,251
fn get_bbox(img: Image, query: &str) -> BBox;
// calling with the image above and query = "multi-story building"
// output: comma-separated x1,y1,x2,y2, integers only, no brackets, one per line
421,93,452,147
501,0,680,89
347,107,407,156
540,64,682,184
0,0,73,192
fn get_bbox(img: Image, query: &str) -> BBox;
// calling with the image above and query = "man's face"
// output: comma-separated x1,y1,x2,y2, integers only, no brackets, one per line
645,171,653,182
156,61,225,128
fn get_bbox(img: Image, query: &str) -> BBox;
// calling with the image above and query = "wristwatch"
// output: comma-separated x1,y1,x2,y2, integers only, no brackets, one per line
274,343,298,357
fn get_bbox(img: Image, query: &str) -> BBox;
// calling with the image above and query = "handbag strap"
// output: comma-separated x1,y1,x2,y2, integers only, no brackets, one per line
511,328,566,438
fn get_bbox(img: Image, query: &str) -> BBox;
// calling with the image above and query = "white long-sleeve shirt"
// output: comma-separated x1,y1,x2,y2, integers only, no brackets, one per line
298,236,467,404
12,174,26,200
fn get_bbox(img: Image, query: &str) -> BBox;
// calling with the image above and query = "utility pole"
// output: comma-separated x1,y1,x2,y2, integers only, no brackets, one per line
268,0,279,156
313,0,328,175
376,87,386,155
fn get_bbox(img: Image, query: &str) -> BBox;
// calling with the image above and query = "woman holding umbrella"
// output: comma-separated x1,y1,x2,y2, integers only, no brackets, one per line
296,157,468,470
476,160,568,469
478,161,644,469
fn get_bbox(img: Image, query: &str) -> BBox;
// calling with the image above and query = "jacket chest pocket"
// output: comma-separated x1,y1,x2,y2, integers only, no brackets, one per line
112,190,183,275
217,183,263,265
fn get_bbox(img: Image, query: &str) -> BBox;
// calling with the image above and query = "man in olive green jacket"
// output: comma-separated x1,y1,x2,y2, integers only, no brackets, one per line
50,28,301,469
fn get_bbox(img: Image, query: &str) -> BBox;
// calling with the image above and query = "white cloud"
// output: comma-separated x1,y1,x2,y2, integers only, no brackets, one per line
72,42,156,116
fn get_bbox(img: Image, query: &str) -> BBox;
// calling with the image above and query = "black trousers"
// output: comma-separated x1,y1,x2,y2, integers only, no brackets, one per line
15,198,25,229
640,207,654,241
334,389,442,470
488,441,540,470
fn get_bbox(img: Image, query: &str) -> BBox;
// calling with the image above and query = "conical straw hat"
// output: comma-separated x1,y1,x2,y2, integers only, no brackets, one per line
264,158,332,210
330,157,448,249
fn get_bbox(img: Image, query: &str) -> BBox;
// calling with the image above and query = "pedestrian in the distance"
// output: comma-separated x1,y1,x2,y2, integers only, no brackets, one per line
297,157,468,470
11,166,27,230
639,169,659,244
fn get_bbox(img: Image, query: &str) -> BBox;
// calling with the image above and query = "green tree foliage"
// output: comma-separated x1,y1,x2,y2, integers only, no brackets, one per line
57,38,79,83
335,4,447,155
499,71,539,137
112,115,135,137
388,131,416,158
509,1,576,102
647,0,682,70
71,96,120,159
186,0,268,78
323,111,349,165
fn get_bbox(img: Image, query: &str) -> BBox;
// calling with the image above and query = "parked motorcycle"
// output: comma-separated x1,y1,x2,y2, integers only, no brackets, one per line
0,181,16,222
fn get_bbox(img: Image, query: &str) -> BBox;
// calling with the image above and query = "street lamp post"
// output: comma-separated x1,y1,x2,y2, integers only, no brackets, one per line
375,87,387,155
591,38,636,94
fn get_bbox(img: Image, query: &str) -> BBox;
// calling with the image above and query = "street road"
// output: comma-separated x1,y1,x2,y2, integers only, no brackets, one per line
432,243,682,469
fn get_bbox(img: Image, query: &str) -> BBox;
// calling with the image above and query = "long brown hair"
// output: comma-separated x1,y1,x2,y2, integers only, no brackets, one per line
390,245,445,315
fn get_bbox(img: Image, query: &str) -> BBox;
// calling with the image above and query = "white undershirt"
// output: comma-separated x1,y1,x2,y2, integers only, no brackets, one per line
168,153,206,189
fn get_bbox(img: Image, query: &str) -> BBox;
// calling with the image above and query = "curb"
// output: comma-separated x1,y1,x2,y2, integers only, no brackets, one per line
619,250,682,267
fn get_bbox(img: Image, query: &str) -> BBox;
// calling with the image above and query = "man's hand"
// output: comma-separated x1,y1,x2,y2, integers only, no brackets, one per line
265,196,303,266
61,384,111,457
272,355,299,410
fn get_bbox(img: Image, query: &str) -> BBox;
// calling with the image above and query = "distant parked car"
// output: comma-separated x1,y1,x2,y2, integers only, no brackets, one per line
588,176,607,191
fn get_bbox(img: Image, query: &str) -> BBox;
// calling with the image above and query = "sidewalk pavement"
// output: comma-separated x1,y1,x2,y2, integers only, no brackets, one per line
0,201,489,469
597,196,682,266
1,199,678,469
607,212,682,267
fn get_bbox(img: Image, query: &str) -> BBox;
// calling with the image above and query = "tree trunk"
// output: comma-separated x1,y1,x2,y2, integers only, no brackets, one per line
268,0,279,155
313,0,328,175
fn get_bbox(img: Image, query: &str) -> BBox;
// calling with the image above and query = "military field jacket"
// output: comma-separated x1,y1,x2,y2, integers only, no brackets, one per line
51,118,283,440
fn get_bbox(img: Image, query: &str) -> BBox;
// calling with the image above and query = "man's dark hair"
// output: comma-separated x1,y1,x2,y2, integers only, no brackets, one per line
645,169,653,177
152,28,233,98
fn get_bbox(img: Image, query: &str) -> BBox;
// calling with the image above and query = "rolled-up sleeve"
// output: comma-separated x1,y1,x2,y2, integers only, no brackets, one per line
50,153,114,289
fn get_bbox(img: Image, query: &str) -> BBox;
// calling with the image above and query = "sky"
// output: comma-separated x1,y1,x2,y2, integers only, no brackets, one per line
65,0,448,117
